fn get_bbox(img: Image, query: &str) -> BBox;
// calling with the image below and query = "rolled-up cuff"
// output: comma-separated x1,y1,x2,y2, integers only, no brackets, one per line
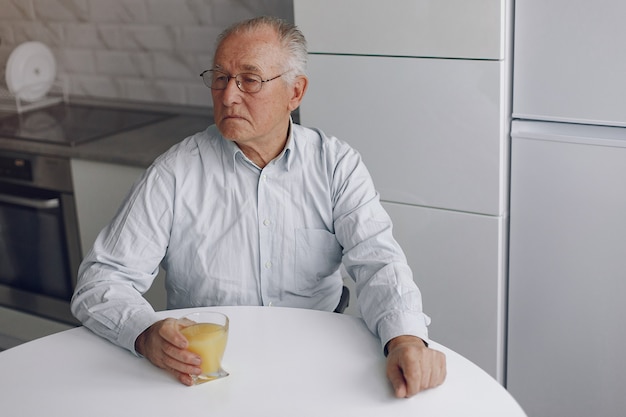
377,311,431,354
118,309,161,356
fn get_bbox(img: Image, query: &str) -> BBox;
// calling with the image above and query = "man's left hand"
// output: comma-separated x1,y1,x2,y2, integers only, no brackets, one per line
385,335,447,398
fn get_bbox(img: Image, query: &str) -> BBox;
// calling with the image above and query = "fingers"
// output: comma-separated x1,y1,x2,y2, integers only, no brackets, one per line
159,318,189,350
429,350,447,387
386,337,447,398
387,367,408,398
138,318,203,385
160,338,202,374
402,348,446,397
159,319,203,377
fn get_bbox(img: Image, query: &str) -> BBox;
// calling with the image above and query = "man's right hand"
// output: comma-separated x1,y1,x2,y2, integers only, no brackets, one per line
134,318,202,386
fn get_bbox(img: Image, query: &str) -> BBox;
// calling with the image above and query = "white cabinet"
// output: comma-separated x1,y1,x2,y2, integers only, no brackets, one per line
507,121,626,417
295,0,505,59
513,0,626,126
303,54,508,216
71,159,166,310
383,202,507,378
295,0,512,381
71,159,144,256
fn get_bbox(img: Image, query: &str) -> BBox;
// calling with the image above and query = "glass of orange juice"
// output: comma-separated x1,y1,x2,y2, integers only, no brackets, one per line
180,311,229,384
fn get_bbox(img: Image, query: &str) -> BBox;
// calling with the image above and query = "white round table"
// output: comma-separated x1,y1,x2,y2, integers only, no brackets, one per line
0,306,527,416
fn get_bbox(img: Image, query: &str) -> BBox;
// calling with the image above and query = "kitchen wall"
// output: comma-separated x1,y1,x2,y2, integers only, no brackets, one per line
0,0,293,108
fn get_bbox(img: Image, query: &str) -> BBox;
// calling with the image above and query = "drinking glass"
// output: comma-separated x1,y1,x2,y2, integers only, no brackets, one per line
180,311,229,384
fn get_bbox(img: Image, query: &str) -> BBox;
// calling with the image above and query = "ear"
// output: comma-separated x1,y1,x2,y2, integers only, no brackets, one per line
288,75,309,112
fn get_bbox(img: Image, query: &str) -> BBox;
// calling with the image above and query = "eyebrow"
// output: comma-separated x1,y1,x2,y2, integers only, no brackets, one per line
213,63,262,73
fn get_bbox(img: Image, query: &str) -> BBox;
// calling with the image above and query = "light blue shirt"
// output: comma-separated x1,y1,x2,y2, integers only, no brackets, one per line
71,122,430,354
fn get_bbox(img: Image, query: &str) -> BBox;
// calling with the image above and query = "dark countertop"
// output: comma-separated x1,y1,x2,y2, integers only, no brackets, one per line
0,98,213,168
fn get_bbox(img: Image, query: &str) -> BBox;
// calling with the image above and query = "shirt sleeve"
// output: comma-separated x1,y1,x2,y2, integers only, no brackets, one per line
70,161,175,354
330,141,431,350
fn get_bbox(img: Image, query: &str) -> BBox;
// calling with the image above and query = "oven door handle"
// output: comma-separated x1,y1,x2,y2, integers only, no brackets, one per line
0,193,60,209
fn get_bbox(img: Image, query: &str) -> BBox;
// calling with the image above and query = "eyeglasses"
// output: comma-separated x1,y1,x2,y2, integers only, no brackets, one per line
200,69,286,93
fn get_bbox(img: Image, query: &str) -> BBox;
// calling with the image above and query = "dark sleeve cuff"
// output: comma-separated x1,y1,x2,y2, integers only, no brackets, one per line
383,336,429,357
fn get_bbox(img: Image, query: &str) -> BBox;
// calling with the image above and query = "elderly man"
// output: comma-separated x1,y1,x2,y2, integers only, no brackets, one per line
71,16,446,398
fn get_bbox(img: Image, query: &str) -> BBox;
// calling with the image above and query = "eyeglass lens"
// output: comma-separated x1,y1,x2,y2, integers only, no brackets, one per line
201,71,263,93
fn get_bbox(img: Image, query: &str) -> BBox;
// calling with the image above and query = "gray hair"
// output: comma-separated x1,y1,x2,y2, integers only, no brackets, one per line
214,16,308,85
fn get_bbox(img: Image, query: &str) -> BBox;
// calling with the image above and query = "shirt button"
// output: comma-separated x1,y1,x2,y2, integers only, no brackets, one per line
265,261,272,269
263,218,271,226
268,301,274,307
261,174,268,182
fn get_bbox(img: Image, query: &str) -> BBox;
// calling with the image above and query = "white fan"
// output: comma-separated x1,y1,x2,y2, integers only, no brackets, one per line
5,41,57,102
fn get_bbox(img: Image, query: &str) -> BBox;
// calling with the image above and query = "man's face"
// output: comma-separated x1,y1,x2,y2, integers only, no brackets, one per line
211,26,300,149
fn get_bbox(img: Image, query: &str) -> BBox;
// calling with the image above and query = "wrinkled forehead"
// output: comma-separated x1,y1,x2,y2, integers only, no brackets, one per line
213,27,284,73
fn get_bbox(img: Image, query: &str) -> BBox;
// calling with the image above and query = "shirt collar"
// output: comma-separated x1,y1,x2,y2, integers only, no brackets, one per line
282,118,295,171
226,118,295,173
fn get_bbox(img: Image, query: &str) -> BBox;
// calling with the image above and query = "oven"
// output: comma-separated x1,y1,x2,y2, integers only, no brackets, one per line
0,102,175,350
0,151,81,325
0,103,174,328
0,103,175,346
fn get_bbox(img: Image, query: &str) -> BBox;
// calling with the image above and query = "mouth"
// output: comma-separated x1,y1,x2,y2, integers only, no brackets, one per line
221,114,245,122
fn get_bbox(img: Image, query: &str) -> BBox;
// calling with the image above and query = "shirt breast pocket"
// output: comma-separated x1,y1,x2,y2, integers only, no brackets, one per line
294,228,342,292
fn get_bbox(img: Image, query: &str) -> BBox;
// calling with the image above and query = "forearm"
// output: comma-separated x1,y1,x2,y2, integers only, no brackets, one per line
331,146,431,350
346,260,431,351
71,261,160,354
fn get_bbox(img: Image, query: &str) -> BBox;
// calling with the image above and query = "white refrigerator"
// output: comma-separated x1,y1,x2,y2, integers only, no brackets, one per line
507,1,626,417
294,0,513,382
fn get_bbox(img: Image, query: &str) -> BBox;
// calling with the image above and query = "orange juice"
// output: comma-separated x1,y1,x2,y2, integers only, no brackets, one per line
181,322,228,377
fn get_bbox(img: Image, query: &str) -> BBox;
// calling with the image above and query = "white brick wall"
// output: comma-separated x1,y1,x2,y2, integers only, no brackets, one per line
0,0,293,108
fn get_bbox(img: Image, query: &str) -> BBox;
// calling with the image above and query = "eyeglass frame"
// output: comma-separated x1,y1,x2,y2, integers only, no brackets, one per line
200,69,289,94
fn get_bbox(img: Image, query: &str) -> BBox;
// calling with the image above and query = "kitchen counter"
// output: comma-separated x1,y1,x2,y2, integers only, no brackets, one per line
0,99,213,349
0,98,213,168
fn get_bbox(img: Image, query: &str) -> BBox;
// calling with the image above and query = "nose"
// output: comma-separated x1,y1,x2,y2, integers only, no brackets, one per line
220,76,243,105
